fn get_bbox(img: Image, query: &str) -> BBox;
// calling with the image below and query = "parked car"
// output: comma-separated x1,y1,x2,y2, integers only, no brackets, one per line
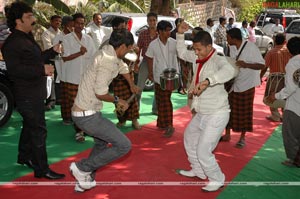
254,28,274,55
0,59,14,127
101,13,194,44
285,19,300,41
102,13,224,90
256,9,300,29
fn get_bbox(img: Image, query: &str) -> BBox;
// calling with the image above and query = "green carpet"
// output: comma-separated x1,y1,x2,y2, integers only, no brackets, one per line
0,91,187,182
217,126,300,199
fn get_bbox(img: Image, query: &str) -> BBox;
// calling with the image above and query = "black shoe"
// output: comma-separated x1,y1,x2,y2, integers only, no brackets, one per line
34,169,65,180
17,160,36,169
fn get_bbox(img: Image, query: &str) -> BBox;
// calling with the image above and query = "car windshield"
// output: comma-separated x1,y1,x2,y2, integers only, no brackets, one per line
286,21,300,34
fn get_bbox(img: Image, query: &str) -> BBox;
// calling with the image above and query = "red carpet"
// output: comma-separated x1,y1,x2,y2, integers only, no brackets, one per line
0,82,279,199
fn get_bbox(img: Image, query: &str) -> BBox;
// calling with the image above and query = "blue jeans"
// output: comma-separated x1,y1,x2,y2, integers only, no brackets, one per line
72,112,131,172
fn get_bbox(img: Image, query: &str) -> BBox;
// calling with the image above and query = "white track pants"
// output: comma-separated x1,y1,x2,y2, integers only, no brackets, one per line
184,112,229,183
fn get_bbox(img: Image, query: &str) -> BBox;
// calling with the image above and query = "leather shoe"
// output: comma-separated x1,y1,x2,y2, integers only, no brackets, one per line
35,169,65,180
17,160,36,169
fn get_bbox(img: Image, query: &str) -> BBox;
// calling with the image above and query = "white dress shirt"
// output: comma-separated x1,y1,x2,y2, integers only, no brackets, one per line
145,37,179,84
85,22,112,49
229,40,265,92
62,32,96,85
275,55,300,116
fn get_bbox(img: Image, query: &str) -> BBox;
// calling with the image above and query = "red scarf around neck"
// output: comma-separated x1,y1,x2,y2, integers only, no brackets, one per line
195,49,215,85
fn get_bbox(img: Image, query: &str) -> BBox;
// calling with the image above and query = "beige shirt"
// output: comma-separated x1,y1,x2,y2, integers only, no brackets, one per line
41,26,61,50
86,22,112,49
74,45,129,111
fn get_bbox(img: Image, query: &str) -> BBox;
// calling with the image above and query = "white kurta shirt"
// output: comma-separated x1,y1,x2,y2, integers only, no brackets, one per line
275,55,300,116
229,40,265,92
145,37,178,84
41,26,61,50
62,32,96,85
85,23,112,49
53,31,68,82
176,33,236,114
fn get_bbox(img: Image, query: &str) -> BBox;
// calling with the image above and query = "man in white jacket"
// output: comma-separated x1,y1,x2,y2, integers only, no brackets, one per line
266,36,300,168
175,21,236,192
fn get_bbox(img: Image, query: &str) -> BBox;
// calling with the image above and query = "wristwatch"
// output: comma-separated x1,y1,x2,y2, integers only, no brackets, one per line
113,96,119,105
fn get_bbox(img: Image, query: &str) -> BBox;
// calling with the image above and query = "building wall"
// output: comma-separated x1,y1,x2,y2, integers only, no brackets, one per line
178,0,233,27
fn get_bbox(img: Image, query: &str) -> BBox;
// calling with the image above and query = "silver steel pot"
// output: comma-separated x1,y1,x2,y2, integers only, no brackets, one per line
160,68,180,91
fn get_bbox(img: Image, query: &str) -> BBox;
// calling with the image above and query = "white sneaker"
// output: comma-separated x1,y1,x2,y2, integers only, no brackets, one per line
70,162,96,190
202,181,224,192
177,169,206,179
74,182,85,193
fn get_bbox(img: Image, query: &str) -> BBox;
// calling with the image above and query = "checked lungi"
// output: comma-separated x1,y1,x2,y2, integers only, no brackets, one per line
60,81,71,122
112,75,139,123
154,83,173,128
63,82,81,132
227,87,255,132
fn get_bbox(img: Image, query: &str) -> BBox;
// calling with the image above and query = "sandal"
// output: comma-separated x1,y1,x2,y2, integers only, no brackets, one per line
132,120,141,130
235,139,245,149
75,131,85,142
116,122,126,128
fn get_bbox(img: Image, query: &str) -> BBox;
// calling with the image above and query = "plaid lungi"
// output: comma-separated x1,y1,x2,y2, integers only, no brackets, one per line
155,83,173,128
60,81,71,122
65,82,81,132
227,87,255,132
112,75,139,123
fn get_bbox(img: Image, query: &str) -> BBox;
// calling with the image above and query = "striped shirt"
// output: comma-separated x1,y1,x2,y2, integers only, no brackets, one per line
137,28,158,57
264,44,292,73
214,25,227,45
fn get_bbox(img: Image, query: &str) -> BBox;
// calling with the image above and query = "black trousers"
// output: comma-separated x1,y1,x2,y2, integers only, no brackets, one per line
16,98,49,175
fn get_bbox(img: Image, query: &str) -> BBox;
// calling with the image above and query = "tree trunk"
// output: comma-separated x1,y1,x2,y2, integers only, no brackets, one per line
150,0,171,16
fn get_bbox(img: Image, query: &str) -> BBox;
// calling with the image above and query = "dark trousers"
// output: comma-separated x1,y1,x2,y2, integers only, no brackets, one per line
16,98,49,175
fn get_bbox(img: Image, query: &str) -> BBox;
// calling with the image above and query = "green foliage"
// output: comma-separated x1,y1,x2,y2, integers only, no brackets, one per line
23,0,70,13
234,0,264,22
69,1,99,24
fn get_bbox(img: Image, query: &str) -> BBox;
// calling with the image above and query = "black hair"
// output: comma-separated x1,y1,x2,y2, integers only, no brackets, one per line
72,13,85,21
93,13,102,19
249,20,256,27
147,12,157,19
6,1,33,30
242,20,248,26
157,20,172,32
192,30,212,46
274,33,285,45
4,5,10,17
175,18,184,27
61,16,73,26
219,17,226,24
229,17,234,22
109,29,134,49
287,37,300,56
111,17,126,29
50,15,61,21
192,26,203,35
227,28,242,40
206,18,213,26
